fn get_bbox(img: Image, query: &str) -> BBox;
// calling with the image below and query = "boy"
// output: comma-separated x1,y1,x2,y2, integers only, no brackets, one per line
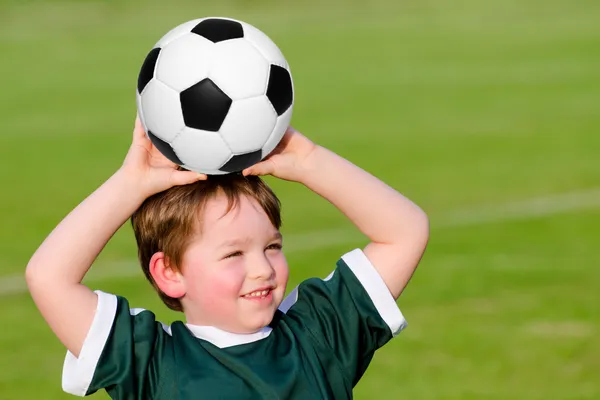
26,119,429,399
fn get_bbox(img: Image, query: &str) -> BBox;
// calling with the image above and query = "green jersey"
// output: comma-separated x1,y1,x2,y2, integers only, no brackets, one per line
62,249,407,399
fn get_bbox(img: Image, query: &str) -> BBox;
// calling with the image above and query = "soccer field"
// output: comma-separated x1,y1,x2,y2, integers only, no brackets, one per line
1,0,599,398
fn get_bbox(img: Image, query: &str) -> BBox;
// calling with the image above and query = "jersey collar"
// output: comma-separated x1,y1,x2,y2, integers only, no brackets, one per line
185,324,273,349
183,289,300,348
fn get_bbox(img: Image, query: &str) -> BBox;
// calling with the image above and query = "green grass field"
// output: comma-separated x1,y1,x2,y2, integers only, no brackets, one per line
1,0,599,398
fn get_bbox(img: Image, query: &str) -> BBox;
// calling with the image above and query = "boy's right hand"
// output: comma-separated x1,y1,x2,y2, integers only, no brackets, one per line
120,117,207,198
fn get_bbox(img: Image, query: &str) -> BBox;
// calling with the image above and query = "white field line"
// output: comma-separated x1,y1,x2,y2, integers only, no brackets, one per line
3,188,600,297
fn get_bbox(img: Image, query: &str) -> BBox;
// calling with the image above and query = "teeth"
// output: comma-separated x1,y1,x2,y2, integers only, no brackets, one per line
244,289,270,298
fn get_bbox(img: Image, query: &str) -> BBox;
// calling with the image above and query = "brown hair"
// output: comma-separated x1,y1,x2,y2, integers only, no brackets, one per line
131,175,282,312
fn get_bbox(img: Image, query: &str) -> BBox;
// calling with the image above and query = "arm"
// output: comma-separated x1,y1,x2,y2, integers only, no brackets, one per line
244,128,429,299
300,146,429,299
26,172,144,357
26,119,203,357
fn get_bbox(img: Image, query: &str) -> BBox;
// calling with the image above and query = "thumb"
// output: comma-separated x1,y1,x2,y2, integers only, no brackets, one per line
242,159,275,177
170,170,208,186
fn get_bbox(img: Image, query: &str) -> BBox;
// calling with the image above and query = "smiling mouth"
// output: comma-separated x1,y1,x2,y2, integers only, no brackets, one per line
242,289,272,299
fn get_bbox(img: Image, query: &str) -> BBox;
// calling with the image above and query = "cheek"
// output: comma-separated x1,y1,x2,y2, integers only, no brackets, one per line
272,254,289,285
185,263,245,302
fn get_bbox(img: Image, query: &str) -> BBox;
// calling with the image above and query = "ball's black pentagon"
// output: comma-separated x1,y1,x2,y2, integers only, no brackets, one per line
180,78,232,132
138,48,161,94
266,65,293,116
147,130,183,165
191,19,244,43
219,150,262,173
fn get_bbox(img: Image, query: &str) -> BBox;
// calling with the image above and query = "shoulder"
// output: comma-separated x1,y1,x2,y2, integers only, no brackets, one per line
279,249,407,336
272,249,408,385
62,291,179,397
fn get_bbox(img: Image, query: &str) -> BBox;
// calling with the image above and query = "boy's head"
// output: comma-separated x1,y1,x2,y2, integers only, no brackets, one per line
131,175,289,333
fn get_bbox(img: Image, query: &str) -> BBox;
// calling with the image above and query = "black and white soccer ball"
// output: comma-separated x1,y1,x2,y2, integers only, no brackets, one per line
136,17,294,175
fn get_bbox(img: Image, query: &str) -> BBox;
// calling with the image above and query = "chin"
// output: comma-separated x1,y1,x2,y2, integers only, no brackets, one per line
246,312,276,332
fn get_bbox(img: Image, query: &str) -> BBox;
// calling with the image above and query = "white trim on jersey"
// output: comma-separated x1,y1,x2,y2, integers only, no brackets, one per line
341,249,408,336
62,290,118,397
185,325,273,349
278,287,299,313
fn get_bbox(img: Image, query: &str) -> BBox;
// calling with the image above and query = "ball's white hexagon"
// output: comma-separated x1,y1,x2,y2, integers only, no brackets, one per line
262,106,293,158
242,22,288,68
219,96,277,153
172,127,232,173
155,18,204,48
156,33,214,92
140,80,185,142
209,39,269,99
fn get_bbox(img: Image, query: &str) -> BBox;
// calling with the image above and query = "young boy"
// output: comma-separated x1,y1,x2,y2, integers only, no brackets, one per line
26,119,429,399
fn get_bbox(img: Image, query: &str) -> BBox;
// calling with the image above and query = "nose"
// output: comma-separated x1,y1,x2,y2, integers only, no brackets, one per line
247,253,275,280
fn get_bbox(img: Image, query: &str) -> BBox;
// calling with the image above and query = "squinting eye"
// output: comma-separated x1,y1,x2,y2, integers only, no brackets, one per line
266,243,283,251
225,251,243,259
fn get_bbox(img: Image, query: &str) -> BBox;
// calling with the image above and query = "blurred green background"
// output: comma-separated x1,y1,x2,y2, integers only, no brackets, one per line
1,0,599,398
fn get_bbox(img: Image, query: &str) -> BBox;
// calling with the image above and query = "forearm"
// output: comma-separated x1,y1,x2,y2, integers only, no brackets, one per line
26,169,145,285
299,145,429,298
25,169,147,355
300,146,428,245
25,118,202,357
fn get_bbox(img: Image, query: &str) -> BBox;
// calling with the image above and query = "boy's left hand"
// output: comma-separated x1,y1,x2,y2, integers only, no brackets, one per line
242,126,317,182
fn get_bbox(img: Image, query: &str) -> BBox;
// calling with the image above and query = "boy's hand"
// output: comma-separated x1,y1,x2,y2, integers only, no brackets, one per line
242,126,317,182
120,118,206,198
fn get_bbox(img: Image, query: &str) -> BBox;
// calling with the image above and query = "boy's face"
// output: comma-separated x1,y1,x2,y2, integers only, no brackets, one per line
179,194,289,333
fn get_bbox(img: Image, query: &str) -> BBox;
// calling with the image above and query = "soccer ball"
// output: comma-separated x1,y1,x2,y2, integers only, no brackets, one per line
136,17,294,175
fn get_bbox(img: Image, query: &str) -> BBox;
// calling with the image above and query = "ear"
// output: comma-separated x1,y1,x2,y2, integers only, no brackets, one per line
149,252,186,299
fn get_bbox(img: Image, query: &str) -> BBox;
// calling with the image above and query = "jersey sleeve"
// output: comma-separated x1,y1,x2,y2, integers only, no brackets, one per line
281,248,408,386
61,290,170,398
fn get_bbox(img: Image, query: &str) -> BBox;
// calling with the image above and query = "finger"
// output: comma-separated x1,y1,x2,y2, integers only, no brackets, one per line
242,160,275,176
171,171,207,186
133,116,148,141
